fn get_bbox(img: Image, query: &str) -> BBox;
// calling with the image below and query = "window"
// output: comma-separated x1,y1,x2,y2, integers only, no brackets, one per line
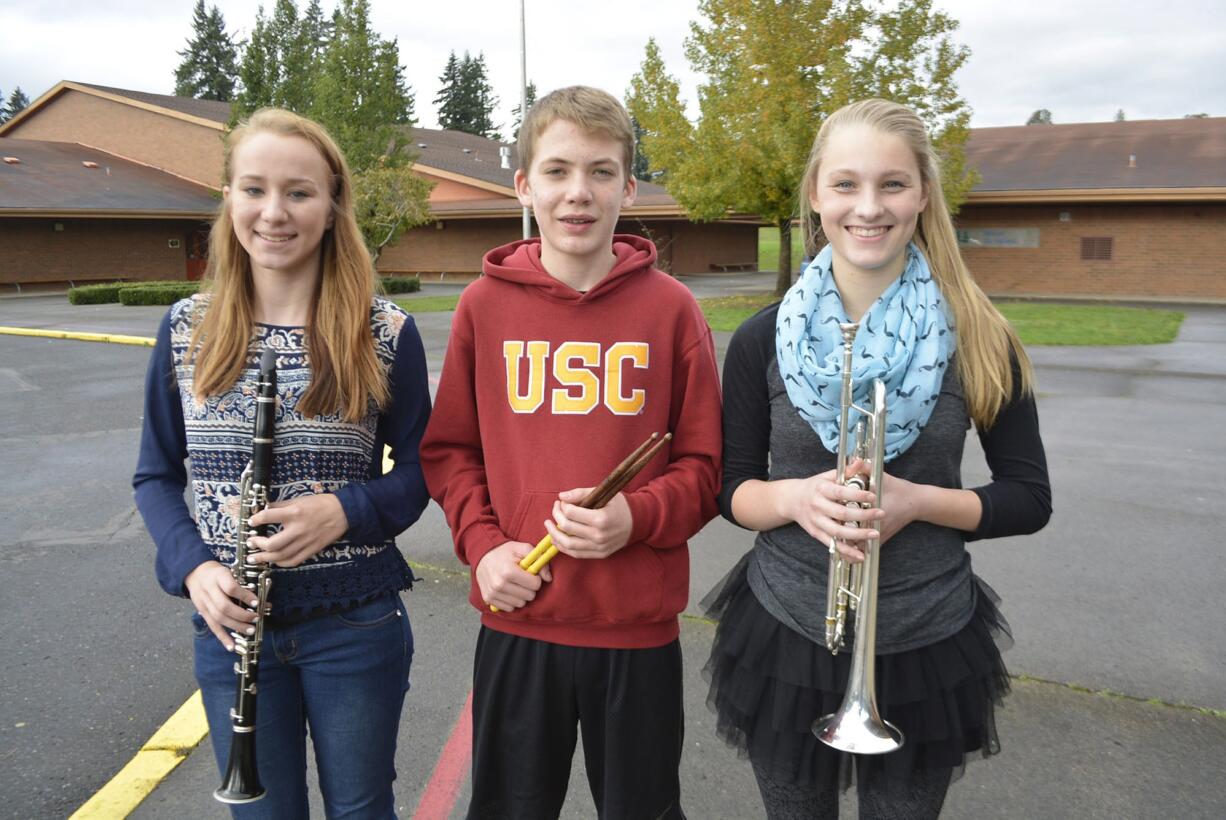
1081,237,1113,260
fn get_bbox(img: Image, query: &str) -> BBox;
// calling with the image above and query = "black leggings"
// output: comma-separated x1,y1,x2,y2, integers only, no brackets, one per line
752,759,952,820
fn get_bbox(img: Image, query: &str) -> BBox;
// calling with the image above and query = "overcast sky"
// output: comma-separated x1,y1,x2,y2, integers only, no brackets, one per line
1,0,1222,134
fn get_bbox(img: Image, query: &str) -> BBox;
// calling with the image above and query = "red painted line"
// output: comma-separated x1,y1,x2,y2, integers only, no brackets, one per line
412,688,473,820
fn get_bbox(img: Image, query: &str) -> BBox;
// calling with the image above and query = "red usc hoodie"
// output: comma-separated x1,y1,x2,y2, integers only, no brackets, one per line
420,235,722,648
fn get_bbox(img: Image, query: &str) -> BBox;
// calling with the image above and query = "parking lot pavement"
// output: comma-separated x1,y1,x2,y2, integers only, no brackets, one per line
3,288,1225,819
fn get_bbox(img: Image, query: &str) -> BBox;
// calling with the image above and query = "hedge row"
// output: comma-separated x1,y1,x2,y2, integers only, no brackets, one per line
380,276,421,294
118,282,201,305
67,281,200,306
69,274,419,306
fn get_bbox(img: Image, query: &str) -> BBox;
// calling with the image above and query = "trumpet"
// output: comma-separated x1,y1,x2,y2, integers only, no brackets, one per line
811,322,903,755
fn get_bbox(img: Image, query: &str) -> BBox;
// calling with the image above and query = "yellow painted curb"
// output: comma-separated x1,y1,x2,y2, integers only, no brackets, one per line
69,690,209,820
0,326,155,347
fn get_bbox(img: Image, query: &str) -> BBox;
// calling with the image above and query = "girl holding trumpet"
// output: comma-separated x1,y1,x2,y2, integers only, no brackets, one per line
704,99,1051,819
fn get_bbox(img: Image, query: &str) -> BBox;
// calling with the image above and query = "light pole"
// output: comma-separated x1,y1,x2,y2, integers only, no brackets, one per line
520,0,531,240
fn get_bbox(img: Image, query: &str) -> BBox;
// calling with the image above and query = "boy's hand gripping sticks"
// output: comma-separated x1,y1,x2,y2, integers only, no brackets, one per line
490,432,672,612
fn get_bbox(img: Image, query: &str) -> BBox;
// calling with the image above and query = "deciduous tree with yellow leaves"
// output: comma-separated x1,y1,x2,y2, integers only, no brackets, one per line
628,0,977,294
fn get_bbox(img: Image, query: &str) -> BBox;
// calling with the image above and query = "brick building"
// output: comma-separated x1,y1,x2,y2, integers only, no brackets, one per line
0,81,757,291
957,117,1226,301
3,81,1223,301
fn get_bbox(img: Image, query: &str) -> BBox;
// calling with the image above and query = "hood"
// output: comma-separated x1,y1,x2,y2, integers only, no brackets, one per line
481,234,658,301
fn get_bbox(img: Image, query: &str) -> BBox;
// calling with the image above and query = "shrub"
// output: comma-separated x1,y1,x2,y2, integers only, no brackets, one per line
67,282,126,304
118,282,201,306
380,275,421,294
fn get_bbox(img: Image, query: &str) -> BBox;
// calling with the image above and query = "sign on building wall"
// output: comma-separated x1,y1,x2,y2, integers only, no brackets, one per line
956,228,1040,248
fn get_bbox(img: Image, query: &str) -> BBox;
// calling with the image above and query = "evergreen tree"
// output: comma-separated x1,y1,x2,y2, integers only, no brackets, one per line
1026,109,1053,125
5,87,30,120
460,52,500,140
510,81,537,141
435,51,499,139
233,6,277,117
1114,108,1126,122
281,0,328,113
435,51,462,130
174,0,240,101
312,0,415,170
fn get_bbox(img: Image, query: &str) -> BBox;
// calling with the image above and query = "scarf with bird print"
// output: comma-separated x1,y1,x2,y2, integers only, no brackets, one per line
776,242,954,462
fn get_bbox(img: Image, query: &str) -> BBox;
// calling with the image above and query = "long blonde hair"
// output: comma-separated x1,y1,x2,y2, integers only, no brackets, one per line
189,108,388,422
798,99,1031,429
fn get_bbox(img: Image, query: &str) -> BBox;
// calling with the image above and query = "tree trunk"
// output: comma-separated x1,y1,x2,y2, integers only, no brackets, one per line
774,219,793,296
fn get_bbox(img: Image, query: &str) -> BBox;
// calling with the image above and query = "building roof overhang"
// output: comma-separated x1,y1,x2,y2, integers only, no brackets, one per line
967,187,1226,205
0,81,229,137
0,208,213,219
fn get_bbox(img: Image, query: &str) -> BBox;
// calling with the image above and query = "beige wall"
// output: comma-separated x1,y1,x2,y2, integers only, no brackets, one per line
957,202,1226,301
0,218,194,285
5,90,225,187
419,173,511,203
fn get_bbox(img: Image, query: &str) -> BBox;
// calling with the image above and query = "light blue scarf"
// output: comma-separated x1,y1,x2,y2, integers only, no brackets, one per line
776,243,954,462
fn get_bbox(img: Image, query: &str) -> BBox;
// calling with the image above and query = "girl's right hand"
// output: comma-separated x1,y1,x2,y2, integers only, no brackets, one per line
185,561,260,651
783,458,884,563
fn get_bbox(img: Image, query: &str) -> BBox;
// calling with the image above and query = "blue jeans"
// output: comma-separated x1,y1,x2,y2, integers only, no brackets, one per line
194,594,413,819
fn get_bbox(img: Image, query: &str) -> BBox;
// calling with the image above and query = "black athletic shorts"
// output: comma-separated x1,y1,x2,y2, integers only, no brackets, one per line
467,627,687,820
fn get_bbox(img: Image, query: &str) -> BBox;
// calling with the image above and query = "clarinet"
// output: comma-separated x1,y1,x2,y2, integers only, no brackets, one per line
215,348,277,804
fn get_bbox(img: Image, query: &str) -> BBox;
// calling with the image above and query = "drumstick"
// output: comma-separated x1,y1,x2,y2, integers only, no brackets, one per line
518,433,660,570
489,432,672,612
523,433,672,575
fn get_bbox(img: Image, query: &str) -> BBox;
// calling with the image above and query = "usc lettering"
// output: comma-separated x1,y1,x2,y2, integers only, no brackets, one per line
503,340,650,415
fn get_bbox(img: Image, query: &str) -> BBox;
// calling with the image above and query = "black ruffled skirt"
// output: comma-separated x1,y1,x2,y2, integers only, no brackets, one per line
701,554,1012,792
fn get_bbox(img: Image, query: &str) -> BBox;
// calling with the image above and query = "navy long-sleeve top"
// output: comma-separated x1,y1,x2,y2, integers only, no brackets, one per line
133,295,432,619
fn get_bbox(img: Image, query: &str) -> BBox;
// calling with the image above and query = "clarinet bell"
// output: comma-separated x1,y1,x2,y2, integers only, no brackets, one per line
214,730,266,804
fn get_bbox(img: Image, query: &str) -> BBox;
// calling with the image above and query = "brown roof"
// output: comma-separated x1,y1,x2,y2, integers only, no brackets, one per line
76,82,232,124
404,126,671,198
0,138,217,216
966,117,1226,194
429,190,686,220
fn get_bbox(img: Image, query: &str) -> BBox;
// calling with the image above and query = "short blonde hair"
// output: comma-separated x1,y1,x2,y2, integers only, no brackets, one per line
799,98,1033,428
517,86,635,179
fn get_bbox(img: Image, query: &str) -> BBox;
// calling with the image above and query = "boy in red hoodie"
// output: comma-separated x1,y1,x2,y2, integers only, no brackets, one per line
420,86,721,819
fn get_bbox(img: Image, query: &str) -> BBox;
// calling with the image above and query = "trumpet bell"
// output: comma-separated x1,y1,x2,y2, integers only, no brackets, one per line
812,702,903,755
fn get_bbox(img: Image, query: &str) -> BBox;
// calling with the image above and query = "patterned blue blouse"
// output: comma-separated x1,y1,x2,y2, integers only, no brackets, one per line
134,295,432,618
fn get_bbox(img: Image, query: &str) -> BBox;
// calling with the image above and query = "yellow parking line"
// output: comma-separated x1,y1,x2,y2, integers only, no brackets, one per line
69,690,210,819
0,326,155,346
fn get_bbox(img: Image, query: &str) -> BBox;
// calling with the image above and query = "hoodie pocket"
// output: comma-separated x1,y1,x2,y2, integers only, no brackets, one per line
506,490,666,625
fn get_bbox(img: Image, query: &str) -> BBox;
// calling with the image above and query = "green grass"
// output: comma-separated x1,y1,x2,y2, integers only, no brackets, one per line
390,280,1185,347
758,226,805,272
393,295,461,313
700,294,780,332
996,303,1183,346
698,295,1185,345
